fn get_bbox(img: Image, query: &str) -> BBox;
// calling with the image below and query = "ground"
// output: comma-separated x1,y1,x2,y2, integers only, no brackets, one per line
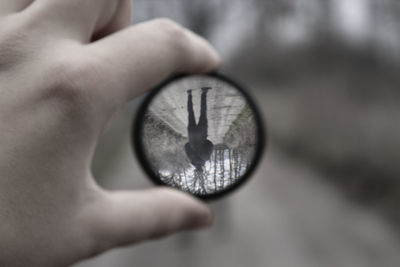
75,87,400,267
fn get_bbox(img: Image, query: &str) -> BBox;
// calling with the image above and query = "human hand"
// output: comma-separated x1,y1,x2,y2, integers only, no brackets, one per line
0,1,220,266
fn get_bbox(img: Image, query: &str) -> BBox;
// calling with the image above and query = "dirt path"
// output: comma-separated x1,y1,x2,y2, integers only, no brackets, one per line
74,94,400,267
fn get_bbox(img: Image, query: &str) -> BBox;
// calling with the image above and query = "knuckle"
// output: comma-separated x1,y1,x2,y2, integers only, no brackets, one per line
43,54,101,103
34,55,101,129
0,18,32,69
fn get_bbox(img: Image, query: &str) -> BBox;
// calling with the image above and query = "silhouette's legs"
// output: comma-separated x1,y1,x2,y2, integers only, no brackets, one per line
198,87,211,139
187,89,196,133
184,88,214,172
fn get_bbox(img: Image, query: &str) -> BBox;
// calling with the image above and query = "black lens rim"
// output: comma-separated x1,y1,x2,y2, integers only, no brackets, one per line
132,72,266,200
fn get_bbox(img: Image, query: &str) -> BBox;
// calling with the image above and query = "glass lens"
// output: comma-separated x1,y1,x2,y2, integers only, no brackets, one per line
136,74,263,198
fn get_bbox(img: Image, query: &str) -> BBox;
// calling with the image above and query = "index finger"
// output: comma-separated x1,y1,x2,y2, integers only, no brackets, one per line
87,18,221,107
0,0,32,16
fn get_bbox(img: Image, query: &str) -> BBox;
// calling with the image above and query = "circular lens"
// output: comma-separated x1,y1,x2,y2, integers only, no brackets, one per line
133,73,265,199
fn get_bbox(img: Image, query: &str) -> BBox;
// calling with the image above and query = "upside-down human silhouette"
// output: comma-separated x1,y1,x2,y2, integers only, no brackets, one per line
184,87,214,171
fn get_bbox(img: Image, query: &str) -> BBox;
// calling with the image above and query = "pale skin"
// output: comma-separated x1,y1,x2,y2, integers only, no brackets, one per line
0,0,221,266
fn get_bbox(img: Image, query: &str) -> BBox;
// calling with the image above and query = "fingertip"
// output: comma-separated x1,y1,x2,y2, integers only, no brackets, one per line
200,38,222,72
182,28,221,73
187,206,214,229
153,187,213,230
83,187,215,254
183,198,214,230
205,45,222,73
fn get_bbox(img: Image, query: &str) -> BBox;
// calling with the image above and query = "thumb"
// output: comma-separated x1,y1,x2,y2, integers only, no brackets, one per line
86,187,213,252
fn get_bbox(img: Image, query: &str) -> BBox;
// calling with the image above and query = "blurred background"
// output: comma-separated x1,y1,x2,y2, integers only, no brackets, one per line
75,0,400,266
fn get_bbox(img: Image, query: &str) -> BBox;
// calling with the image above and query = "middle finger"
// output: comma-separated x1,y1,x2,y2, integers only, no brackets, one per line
25,0,121,42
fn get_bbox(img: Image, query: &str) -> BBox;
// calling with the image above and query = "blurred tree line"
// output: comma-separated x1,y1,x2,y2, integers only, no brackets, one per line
130,0,400,225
